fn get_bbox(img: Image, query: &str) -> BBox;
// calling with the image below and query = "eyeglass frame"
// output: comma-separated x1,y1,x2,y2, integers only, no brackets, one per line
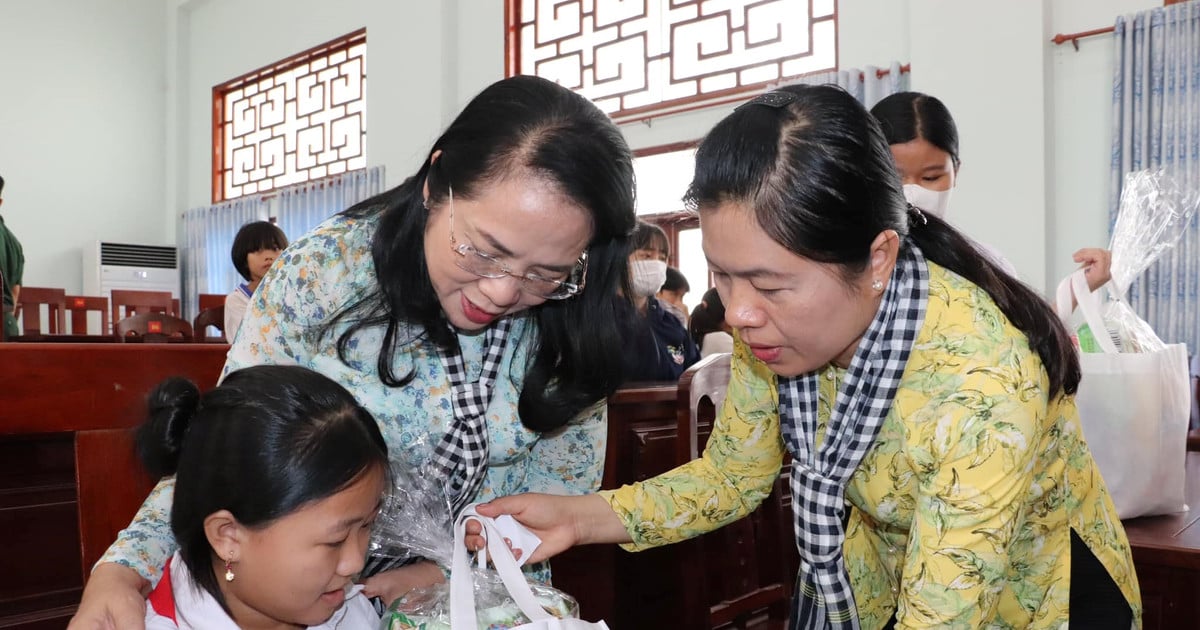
442,186,588,300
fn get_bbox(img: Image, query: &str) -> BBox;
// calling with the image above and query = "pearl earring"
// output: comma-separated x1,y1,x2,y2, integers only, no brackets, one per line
225,556,236,582
871,280,884,291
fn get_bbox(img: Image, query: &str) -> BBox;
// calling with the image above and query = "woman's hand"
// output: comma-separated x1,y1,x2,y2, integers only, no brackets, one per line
1073,247,1113,292
468,493,631,564
359,561,445,608
66,563,150,630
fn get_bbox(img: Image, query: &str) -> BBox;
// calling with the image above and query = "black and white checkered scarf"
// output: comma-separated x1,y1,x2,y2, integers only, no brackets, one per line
363,315,513,577
779,243,928,630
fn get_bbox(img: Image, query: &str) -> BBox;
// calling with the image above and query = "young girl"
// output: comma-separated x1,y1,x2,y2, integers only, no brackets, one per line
138,365,386,629
224,221,288,338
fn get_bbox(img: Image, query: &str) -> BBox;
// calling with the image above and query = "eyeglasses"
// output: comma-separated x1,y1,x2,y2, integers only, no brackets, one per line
445,186,588,300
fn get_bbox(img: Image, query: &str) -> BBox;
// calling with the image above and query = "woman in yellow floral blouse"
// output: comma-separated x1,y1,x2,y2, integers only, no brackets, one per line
474,84,1141,629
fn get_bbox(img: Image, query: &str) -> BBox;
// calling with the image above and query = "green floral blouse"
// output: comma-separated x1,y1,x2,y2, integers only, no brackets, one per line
602,262,1141,629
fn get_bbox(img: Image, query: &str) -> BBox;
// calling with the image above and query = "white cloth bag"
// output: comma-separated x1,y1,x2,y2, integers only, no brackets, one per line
450,507,610,630
1055,270,1190,519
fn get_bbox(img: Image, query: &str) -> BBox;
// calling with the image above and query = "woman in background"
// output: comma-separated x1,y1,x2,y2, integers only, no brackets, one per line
869,91,1112,294
623,221,699,381
224,221,288,338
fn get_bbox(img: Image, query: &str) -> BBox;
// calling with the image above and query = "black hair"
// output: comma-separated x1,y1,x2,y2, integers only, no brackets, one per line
870,91,961,168
136,365,389,614
630,221,669,258
230,221,289,281
688,287,726,345
0,173,5,196
662,267,689,293
323,75,636,433
686,84,1079,397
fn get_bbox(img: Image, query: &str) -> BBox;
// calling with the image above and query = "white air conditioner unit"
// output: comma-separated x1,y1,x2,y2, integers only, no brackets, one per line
83,242,181,329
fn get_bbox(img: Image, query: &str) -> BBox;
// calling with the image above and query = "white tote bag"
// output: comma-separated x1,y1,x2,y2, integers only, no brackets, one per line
450,507,610,630
1055,270,1190,519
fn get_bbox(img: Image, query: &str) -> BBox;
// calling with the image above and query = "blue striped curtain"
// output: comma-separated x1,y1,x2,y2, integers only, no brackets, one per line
180,197,269,319
779,61,910,109
274,166,387,242
1111,2,1200,353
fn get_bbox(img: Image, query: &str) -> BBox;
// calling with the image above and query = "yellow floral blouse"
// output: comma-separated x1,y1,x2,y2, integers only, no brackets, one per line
602,262,1142,629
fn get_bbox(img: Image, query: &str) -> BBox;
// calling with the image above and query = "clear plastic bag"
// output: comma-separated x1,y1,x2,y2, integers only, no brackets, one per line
1083,168,1199,353
368,460,456,568
370,464,583,629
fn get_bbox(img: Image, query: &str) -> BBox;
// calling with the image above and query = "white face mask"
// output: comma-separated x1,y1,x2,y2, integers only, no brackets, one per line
902,184,953,220
630,259,668,297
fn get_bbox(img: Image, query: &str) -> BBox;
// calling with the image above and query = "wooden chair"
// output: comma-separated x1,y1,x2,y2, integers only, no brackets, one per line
16,287,67,335
110,289,174,326
64,295,110,335
675,353,794,629
115,312,193,343
193,306,227,343
199,293,226,312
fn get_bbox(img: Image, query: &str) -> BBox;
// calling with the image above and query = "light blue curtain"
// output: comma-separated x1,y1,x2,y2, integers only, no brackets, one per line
180,197,269,319
782,61,910,109
274,166,387,242
1111,2,1200,353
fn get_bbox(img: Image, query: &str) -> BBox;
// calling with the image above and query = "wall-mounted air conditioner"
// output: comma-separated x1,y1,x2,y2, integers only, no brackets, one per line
82,242,180,330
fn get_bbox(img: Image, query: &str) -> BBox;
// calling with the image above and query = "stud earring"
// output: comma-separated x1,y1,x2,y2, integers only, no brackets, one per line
225,557,236,582
871,280,884,292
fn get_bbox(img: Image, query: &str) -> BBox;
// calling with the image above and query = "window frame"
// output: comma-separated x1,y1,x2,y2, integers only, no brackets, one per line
503,0,838,124
212,28,367,203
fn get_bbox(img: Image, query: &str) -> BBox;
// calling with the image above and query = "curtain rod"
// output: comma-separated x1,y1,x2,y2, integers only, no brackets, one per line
1051,26,1115,51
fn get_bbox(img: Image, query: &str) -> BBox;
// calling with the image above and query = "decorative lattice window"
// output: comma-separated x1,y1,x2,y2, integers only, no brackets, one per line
213,29,366,202
506,0,837,121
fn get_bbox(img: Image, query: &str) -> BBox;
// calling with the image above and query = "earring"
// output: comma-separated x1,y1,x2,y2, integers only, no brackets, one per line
225,557,236,582
871,280,884,292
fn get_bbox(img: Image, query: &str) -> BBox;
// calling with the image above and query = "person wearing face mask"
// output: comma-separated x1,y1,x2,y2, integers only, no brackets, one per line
621,221,699,382
870,92,1112,294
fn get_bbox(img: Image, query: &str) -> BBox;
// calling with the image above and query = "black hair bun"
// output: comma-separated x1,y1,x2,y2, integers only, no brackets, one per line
137,377,202,478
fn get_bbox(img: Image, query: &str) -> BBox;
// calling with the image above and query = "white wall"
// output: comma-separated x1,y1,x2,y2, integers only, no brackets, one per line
0,0,167,294
1047,0,1158,288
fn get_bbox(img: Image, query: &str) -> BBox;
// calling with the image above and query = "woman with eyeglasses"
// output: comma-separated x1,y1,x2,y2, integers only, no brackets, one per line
68,75,636,630
469,85,1140,629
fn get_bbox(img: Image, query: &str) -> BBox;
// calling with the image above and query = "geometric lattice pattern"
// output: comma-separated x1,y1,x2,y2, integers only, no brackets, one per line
213,29,366,202
508,0,836,120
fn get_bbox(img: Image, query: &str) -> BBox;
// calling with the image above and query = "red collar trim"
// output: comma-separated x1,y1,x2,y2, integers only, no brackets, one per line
147,557,178,623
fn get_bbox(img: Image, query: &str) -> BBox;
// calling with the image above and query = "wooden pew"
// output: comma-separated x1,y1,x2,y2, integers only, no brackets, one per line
0,344,228,628
1122,451,1200,629
553,381,791,630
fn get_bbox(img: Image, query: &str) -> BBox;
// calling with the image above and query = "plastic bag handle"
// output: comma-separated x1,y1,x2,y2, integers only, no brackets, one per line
1056,269,1120,355
450,506,552,630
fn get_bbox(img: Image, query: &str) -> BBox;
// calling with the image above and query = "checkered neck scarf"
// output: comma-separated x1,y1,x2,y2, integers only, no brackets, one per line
780,243,928,630
363,315,513,578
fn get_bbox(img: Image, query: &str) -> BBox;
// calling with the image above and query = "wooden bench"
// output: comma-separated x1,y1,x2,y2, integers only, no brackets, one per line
0,344,228,628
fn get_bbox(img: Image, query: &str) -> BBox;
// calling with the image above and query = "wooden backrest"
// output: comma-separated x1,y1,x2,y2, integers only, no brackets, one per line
115,312,194,343
198,293,226,312
675,352,732,466
17,286,67,335
110,289,173,325
673,352,792,629
64,295,110,335
193,306,227,343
